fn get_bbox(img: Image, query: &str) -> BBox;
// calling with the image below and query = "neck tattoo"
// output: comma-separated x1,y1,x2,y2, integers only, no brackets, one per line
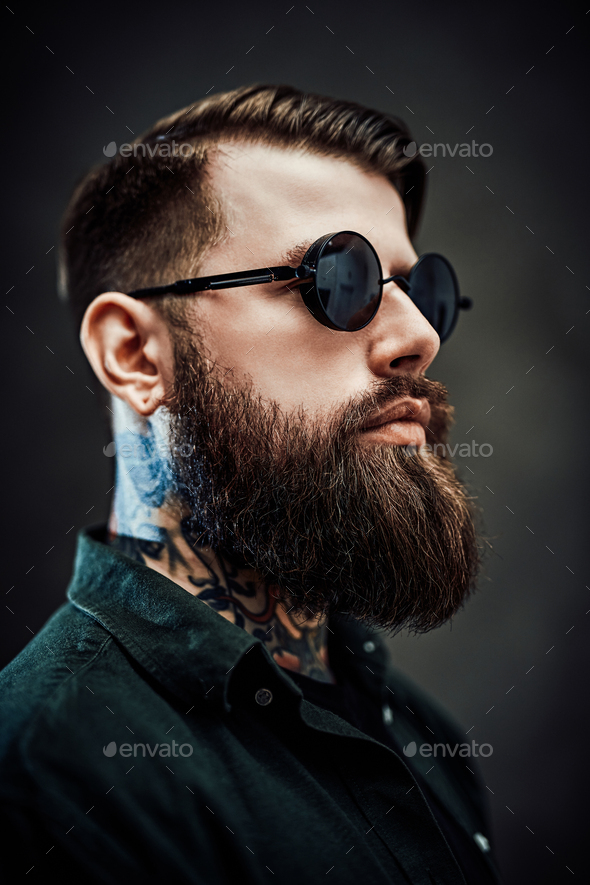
107,396,335,684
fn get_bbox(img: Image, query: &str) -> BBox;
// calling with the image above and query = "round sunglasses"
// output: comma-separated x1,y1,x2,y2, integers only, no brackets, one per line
128,230,472,341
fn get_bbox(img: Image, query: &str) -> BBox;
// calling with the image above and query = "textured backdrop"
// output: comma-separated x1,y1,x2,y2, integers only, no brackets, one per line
2,1,589,881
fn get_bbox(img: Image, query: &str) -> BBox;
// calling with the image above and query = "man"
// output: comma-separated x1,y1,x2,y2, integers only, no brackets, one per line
0,85,499,883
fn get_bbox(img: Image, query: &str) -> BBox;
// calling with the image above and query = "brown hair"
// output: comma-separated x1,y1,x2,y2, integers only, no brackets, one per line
59,83,426,330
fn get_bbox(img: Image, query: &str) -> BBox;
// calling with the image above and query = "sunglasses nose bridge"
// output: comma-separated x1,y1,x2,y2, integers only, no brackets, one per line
380,274,411,294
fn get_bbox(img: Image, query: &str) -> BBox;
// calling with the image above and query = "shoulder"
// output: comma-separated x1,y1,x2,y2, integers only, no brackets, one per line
1,603,112,725
0,603,119,794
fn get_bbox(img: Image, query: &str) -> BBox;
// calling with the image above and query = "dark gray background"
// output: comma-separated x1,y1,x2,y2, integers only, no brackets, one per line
2,0,589,881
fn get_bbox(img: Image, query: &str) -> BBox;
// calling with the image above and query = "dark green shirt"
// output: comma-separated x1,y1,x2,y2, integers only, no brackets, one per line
0,527,500,884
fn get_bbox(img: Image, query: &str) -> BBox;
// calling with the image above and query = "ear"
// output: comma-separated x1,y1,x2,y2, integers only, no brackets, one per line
80,293,175,416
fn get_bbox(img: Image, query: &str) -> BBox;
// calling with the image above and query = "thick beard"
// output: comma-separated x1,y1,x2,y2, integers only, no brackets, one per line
164,335,480,635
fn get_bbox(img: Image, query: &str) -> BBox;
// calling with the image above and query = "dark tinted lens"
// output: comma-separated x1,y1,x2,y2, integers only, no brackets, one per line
408,254,458,342
315,233,381,331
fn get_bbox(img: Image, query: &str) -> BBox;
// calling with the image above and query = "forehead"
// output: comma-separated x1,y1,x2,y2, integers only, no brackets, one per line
203,142,412,270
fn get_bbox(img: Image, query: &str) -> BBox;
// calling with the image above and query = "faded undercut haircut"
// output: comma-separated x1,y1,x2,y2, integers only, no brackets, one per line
59,83,426,332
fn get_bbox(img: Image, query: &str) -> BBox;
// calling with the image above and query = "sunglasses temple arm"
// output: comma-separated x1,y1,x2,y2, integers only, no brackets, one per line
128,266,304,298
203,266,299,290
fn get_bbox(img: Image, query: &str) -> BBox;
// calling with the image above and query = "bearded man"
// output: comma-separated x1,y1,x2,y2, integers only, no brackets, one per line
0,85,500,884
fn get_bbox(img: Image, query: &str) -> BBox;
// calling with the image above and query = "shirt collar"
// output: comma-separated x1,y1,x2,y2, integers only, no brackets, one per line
67,526,390,712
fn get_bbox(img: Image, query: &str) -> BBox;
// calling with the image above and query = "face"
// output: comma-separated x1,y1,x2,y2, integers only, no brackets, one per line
163,143,479,633
188,143,440,442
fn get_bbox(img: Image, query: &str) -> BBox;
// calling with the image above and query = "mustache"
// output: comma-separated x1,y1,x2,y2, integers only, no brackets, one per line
327,374,453,447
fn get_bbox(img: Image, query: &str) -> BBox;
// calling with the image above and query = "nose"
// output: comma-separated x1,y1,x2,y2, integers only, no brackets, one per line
363,283,440,377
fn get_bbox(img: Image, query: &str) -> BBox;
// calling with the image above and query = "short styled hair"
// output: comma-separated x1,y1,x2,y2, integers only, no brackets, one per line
59,83,426,330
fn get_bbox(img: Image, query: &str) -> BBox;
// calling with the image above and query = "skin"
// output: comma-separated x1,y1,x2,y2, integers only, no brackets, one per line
81,143,440,684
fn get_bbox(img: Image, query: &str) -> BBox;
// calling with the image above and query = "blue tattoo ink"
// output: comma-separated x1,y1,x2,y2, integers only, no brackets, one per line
110,396,174,542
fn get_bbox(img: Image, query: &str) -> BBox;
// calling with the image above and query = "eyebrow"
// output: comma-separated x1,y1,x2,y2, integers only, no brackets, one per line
276,240,313,269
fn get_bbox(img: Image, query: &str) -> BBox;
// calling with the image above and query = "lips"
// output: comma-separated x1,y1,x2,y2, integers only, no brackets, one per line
360,397,431,433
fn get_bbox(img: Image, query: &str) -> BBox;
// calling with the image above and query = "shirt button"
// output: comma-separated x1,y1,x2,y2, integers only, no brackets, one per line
255,688,273,706
363,640,376,653
382,704,394,725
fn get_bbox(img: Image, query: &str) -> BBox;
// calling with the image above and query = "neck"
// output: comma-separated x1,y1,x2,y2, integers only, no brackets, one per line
107,397,335,684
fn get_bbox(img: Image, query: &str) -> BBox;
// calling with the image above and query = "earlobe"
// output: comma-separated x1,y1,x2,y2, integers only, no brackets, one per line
80,292,174,417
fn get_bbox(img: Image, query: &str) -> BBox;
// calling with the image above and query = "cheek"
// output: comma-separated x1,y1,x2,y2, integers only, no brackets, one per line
197,293,369,414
